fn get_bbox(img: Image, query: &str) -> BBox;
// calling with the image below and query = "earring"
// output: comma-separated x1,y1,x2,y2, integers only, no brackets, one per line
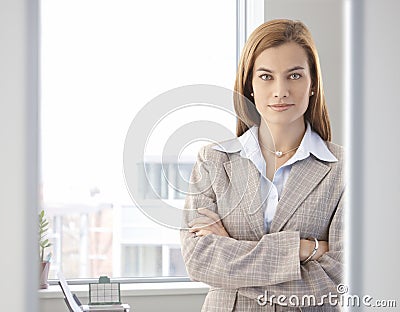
251,92,254,97
311,91,314,96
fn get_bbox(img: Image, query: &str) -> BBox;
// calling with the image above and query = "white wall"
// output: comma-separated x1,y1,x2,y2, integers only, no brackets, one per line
0,0,38,311
264,0,344,144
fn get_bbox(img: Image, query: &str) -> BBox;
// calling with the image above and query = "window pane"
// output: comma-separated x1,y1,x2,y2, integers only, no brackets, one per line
40,0,236,279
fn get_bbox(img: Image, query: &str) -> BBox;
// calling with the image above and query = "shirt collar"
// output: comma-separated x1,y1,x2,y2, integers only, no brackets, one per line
212,122,337,164
286,122,338,165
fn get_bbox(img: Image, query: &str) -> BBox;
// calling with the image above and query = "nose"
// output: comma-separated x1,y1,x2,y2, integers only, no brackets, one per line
273,79,289,99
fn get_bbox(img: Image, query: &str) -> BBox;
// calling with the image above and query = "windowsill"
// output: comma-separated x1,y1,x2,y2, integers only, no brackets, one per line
38,281,210,299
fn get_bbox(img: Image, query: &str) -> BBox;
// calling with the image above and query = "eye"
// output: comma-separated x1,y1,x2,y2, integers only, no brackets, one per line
289,73,302,80
259,74,272,81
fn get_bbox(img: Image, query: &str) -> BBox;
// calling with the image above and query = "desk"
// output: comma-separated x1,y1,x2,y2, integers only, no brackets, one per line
80,304,130,311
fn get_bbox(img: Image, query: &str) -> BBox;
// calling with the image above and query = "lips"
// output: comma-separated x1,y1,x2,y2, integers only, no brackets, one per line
268,103,294,112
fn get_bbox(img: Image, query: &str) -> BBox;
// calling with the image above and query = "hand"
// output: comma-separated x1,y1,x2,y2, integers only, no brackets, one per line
300,239,329,262
188,208,230,238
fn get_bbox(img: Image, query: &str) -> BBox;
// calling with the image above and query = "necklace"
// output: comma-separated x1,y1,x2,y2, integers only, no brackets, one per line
259,141,300,158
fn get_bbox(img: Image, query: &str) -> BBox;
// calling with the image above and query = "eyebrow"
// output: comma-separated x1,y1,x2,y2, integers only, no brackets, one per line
255,66,305,73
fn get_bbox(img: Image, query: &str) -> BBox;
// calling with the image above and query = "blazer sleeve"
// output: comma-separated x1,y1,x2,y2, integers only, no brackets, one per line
181,145,345,304
180,146,303,288
238,190,345,305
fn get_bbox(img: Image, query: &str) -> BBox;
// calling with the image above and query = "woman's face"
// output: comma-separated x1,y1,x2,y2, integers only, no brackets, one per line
251,41,312,127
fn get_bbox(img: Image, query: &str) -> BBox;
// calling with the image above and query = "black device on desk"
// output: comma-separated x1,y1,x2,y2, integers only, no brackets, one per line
57,272,130,312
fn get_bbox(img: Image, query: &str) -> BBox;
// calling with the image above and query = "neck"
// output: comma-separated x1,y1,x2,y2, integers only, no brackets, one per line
258,119,306,152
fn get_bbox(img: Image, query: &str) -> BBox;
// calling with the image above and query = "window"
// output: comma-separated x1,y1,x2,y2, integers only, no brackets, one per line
40,0,239,280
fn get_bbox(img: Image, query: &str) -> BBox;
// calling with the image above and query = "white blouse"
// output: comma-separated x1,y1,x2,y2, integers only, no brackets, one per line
212,122,337,233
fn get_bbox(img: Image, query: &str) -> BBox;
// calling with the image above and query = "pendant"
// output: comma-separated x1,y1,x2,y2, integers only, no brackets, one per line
275,151,283,157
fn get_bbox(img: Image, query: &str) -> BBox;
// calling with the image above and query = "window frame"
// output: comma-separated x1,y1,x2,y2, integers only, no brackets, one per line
43,0,264,285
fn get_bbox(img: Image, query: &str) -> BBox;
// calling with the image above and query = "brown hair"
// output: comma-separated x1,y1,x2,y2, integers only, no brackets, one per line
234,19,331,141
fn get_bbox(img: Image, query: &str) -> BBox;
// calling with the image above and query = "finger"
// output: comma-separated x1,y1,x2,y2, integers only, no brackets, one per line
189,224,209,232
189,223,219,232
190,222,223,234
198,208,223,224
191,223,229,237
189,221,216,229
196,229,213,237
189,216,217,227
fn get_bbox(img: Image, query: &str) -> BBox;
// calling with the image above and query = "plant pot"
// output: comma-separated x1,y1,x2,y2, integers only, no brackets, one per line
39,261,50,289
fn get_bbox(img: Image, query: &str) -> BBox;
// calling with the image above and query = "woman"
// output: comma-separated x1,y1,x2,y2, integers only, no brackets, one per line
180,19,344,311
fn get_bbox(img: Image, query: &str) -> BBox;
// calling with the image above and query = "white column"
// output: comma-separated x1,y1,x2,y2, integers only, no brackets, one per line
351,0,400,305
0,0,39,311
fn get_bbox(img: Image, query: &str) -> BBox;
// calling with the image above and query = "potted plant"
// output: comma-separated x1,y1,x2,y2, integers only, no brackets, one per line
39,209,52,289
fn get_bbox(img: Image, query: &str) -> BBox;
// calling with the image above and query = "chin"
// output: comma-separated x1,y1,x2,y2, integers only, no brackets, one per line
260,114,305,127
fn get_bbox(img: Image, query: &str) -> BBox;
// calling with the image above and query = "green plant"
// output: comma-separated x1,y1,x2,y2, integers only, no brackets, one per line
39,210,52,262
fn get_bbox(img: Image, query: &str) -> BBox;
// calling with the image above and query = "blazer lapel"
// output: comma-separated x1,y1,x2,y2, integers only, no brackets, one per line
270,156,331,233
223,157,265,239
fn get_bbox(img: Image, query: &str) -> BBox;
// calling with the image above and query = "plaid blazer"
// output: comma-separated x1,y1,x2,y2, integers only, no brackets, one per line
180,141,345,312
